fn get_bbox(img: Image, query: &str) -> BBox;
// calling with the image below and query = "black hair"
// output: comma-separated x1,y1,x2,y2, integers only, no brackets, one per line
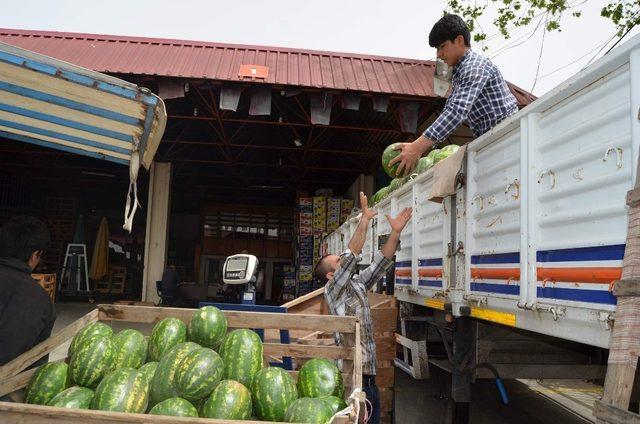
429,14,471,48
0,216,50,263
314,254,333,284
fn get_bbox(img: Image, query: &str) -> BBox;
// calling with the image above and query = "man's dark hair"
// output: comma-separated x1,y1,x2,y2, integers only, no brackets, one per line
314,254,333,284
429,14,471,48
0,216,50,263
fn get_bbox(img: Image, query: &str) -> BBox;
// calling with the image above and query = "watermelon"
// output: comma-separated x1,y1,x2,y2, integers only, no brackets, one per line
389,177,405,191
219,329,263,388
111,329,148,370
252,367,298,421
441,144,460,154
138,361,159,387
149,397,199,417
175,347,224,402
47,386,94,409
69,335,114,388
91,368,148,413
187,306,227,349
381,143,402,178
320,395,348,414
149,341,199,406
372,187,391,205
415,156,435,174
148,318,187,362
428,146,458,164
24,362,69,405
285,397,334,423
298,358,344,398
68,322,113,359
200,380,252,420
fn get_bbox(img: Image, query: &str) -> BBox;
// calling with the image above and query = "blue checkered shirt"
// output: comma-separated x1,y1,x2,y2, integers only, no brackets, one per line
424,50,518,147
324,250,392,375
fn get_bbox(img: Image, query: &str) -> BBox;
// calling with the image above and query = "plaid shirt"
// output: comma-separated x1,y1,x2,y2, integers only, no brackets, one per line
324,250,393,376
424,50,518,147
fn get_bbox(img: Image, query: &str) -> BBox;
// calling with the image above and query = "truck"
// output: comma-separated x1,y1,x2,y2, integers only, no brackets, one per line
324,31,640,422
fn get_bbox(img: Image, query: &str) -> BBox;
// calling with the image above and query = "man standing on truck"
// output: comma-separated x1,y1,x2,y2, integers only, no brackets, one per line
0,216,55,369
315,192,412,424
391,14,519,176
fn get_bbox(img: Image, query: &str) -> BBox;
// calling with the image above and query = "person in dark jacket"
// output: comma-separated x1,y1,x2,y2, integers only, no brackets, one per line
0,216,55,367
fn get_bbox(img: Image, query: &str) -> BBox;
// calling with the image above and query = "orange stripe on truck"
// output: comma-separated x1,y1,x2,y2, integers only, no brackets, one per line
419,269,443,278
395,269,411,277
470,267,621,284
536,267,621,284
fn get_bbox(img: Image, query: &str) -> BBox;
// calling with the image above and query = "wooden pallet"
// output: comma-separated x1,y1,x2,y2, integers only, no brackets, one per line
31,273,56,303
0,304,363,424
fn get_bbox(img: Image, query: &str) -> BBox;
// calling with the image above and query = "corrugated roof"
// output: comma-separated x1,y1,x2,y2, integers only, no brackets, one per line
0,28,535,105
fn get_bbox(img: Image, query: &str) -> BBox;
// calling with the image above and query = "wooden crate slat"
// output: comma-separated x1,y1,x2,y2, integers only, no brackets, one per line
0,367,37,398
0,401,285,424
0,309,98,381
264,343,354,360
98,305,356,333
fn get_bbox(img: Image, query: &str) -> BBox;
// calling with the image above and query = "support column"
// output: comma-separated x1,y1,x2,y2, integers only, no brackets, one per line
142,162,172,303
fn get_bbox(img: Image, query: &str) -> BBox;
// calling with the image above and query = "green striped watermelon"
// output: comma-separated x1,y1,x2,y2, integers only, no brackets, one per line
68,322,113,359
149,341,199,406
320,395,348,414
47,386,94,409
298,358,344,398
251,367,298,421
111,329,148,370
389,177,405,191
91,368,148,413
414,156,434,174
138,361,158,387
69,335,114,388
200,380,252,420
24,362,69,405
285,397,334,423
148,317,187,362
220,329,263,388
187,306,227,349
382,143,402,178
148,397,198,417
175,347,224,403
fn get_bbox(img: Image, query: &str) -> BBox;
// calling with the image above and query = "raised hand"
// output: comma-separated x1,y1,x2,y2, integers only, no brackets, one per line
385,207,412,233
360,192,377,221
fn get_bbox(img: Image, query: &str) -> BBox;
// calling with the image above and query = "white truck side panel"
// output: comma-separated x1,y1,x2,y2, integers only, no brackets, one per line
325,34,640,348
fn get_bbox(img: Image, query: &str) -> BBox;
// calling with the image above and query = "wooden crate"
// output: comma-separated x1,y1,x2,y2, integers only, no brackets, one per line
282,288,398,423
0,305,363,424
31,273,56,303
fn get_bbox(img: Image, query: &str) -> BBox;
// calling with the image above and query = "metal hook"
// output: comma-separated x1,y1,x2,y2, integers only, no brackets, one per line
505,179,520,200
537,170,556,189
473,194,484,210
603,147,623,169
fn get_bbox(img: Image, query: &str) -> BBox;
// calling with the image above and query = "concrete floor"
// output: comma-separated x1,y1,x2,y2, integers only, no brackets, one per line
51,302,598,423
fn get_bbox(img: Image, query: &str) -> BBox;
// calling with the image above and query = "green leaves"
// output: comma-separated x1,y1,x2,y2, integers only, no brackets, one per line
444,0,639,50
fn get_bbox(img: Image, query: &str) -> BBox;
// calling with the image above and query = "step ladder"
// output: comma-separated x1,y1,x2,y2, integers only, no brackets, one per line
58,243,90,296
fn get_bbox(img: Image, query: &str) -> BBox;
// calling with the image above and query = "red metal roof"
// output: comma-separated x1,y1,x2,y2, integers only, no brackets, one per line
0,28,535,104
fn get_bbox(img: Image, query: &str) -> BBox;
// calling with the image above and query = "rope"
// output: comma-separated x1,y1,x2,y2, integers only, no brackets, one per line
122,137,141,233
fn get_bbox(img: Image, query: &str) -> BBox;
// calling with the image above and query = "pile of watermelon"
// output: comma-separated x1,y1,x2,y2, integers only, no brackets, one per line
371,143,461,205
22,306,349,423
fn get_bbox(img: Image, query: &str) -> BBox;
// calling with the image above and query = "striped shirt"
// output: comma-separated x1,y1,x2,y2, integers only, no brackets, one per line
424,50,518,147
324,250,393,375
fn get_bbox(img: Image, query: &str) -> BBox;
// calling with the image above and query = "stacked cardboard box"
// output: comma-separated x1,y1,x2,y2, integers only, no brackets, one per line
282,266,297,302
341,199,355,223
312,197,326,234
327,197,342,231
298,197,313,236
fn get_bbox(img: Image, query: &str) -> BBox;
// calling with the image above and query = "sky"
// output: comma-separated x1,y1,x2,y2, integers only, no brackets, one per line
2,0,639,96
